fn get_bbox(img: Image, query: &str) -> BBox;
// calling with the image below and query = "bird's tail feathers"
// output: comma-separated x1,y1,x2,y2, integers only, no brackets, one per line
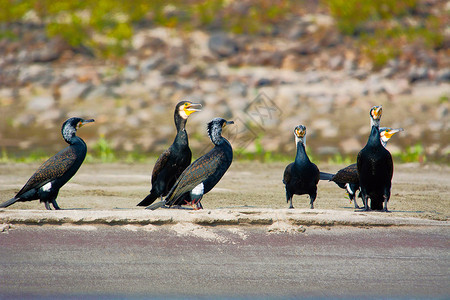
137,190,159,206
319,172,334,181
145,200,167,210
0,197,18,208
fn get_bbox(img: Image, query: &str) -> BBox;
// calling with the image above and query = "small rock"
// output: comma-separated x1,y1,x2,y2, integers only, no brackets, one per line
208,33,239,58
408,67,429,83
13,114,36,128
329,55,344,70
228,81,247,97
339,137,362,154
140,54,165,73
436,104,448,119
36,108,63,124
27,95,55,111
123,66,140,82
59,80,90,103
160,62,179,76
317,146,339,155
436,69,450,82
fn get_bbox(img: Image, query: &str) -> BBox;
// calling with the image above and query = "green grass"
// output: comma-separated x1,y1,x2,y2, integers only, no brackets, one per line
0,139,442,165
0,0,444,66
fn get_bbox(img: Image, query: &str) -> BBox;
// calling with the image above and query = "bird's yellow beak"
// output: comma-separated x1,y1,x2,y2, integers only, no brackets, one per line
371,106,382,120
183,102,202,116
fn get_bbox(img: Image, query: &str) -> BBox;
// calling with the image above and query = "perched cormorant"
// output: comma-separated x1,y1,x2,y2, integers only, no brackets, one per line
0,117,94,210
357,105,393,211
283,125,320,209
137,101,202,207
319,127,403,208
147,117,234,210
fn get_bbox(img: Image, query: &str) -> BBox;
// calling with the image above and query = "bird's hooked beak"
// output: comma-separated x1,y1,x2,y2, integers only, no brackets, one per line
183,102,202,116
224,120,234,127
370,105,382,121
78,119,95,129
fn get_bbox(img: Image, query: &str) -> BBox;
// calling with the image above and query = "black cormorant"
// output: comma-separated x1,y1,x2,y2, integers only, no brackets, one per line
0,117,94,210
283,125,320,209
137,101,202,207
147,117,234,210
320,127,403,208
357,105,393,211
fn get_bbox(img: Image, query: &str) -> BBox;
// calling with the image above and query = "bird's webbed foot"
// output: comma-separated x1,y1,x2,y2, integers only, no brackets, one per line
52,200,61,210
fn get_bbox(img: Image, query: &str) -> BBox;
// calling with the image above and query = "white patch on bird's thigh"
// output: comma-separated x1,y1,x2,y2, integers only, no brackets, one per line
345,183,354,194
41,182,52,192
191,182,204,196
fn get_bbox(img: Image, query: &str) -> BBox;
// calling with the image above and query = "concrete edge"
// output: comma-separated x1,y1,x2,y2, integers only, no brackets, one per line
0,208,448,227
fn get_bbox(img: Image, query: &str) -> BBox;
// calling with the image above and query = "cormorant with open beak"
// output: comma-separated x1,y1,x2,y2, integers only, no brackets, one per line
138,101,202,207
320,127,403,208
357,105,394,211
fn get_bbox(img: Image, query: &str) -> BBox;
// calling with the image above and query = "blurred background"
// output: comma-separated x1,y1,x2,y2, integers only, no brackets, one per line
0,0,448,164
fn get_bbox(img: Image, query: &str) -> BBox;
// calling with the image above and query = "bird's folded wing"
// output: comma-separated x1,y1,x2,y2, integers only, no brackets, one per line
166,150,223,206
16,147,77,197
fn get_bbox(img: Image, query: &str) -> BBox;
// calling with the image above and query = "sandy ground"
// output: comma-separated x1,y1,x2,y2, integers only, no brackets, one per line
0,161,448,222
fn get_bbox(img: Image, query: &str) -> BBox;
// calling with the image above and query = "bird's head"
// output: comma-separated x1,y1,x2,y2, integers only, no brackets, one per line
207,117,234,144
370,105,382,127
294,124,307,145
380,127,404,147
62,117,95,142
176,101,202,120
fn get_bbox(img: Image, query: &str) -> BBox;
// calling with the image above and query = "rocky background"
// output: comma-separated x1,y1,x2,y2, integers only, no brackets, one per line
0,1,448,162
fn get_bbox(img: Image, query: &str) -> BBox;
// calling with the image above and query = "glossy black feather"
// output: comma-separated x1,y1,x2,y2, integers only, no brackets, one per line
0,117,93,210
166,141,232,207
283,140,320,209
148,118,233,210
357,125,393,211
138,101,199,206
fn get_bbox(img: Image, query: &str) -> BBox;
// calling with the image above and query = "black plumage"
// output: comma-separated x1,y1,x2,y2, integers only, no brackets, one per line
147,117,234,210
0,117,94,210
283,125,320,209
320,127,402,209
320,164,360,208
138,101,202,207
357,106,393,211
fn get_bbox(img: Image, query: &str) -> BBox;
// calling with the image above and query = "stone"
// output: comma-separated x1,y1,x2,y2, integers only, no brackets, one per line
339,137,362,154
408,67,429,83
208,33,239,58
436,104,448,119
160,62,179,76
59,80,91,103
228,81,247,97
437,69,450,82
27,95,55,111
140,54,165,73
123,66,140,82
329,55,344,70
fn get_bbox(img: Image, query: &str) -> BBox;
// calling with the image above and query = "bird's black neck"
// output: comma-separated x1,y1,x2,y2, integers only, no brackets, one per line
367,125,382,147
295,142,310,164
173,113,189,148
68,135,85,147
210,131,225,146
174,112,187,133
